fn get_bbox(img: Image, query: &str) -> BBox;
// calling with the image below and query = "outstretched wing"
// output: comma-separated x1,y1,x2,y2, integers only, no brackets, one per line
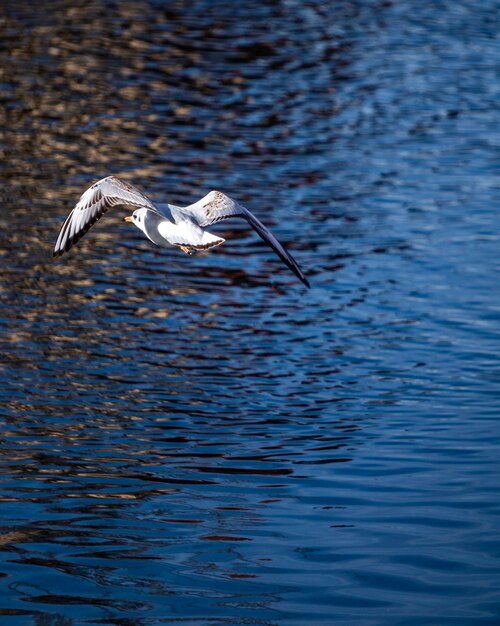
53,176,160,257
179,191,310,287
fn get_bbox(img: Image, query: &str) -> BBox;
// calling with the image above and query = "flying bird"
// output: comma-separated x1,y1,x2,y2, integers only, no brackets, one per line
53,176,310,287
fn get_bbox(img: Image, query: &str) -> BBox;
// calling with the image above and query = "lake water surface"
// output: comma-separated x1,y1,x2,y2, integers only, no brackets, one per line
0,1,499,624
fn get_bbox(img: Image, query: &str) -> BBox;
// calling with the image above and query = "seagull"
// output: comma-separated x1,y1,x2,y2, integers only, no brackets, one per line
53,176,310,287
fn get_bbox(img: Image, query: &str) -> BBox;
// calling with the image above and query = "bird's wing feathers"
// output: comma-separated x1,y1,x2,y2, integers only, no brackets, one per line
53,176,159,257
180,191,310,287
181,191,245,227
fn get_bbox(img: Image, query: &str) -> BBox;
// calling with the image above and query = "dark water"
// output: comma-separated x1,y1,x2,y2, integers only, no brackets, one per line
0,1,499,624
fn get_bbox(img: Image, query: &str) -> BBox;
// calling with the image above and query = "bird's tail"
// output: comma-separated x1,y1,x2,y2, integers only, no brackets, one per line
189,230,225,250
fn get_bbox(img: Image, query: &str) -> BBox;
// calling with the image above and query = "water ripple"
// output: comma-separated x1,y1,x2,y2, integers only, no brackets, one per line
0,0,499,624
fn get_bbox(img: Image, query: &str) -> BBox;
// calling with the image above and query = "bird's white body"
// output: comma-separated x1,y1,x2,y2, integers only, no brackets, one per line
130,207,225,251
158,220,225,250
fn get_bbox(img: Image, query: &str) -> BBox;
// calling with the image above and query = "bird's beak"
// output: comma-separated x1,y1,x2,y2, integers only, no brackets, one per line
123,216,133,223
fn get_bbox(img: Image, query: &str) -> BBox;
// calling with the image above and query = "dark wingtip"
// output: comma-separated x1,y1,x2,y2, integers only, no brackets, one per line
302,276,311,288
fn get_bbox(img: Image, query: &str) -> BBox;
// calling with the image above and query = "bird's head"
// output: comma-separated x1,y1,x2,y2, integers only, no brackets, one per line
123,208,148,234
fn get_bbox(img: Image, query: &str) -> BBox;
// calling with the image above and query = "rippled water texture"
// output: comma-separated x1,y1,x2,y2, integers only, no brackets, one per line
0,1,499,624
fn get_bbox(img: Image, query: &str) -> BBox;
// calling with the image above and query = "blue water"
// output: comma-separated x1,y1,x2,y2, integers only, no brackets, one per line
0,1,499,624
